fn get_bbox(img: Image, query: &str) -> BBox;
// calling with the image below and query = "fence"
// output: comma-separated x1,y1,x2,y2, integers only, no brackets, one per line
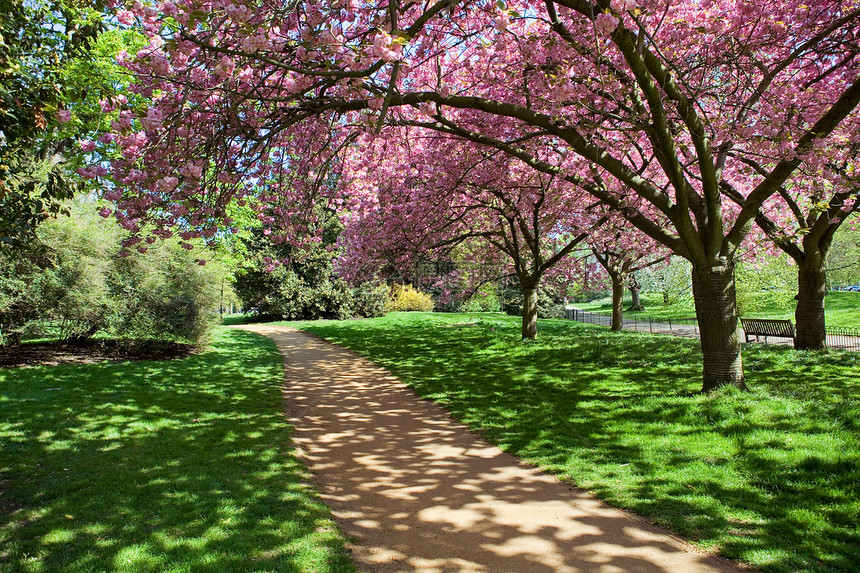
564,308,700,338
564,308,860,351
825,326,860,351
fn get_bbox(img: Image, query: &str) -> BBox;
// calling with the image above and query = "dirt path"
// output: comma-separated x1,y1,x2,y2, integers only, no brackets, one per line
238,324,745,573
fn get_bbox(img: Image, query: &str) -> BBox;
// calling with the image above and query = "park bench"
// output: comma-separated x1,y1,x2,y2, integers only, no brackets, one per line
740,318,795,344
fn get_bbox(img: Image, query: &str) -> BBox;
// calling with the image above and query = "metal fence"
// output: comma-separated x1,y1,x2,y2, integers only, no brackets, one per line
564,308,860,351
825,326,860,351
564,308,700,338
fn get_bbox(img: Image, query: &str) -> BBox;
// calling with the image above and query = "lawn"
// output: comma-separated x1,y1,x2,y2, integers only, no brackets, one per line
576,290,860,327
294,312,860,573
0,328,358,573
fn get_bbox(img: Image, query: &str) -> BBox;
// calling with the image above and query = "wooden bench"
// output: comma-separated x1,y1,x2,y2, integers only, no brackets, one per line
740,318,795,344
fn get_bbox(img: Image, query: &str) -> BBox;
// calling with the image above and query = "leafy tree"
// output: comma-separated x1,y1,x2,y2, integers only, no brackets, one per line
825,218,860,288
338,131,597,338
0,0,116,248
0,244,54,344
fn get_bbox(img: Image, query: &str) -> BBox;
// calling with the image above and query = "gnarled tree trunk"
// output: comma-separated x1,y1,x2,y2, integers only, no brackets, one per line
795,251,827,350
521,285,538,339
628,275,644,311
691,261,746,392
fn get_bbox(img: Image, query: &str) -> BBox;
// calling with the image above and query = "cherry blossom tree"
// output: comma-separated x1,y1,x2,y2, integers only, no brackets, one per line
724,152,860,349
338,128,602,338
587,216,669,330
90,0,860,391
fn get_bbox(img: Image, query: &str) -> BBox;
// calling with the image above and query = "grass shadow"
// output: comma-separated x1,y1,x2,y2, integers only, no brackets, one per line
0,328,357,573
297,312,860,573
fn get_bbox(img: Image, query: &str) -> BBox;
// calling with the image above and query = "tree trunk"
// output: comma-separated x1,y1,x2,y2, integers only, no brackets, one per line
610,274,624,331
795,253,827,350
628,286,644,311
522,286,538,339
691,261,746,392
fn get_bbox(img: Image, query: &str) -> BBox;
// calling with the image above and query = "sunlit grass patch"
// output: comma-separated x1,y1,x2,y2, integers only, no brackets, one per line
295,312,860,573
0,327,357,573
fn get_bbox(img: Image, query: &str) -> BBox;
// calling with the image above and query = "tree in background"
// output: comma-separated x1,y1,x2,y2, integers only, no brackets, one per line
826,218,860,288
338,130,600,338
724,155,860,348
587,214,669,330
233,206,387,321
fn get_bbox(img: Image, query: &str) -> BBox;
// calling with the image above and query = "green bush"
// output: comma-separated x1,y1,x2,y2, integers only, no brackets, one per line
501,282,565,318
234,262,358,320
106,247,222,343
351,283,389,318
0,246,54,345
387,284,435,312
461,284,501,312
1,201,223,346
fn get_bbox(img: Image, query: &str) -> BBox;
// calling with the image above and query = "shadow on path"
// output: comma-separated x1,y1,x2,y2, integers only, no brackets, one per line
237,324,745,573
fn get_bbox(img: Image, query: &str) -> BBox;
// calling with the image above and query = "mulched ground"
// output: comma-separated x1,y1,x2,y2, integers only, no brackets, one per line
0,339,198,368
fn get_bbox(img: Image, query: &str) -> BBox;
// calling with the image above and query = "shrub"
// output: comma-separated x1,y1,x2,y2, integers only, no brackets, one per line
461,284,501,312
351,283,389,318
501,283,565,318
0,246,53,345
1,201,223,346
106,246,222,344
387,284,435,312
234,263,357,321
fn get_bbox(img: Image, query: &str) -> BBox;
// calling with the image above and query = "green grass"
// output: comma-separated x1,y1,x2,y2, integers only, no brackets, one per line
0,328,358,573
576,290,860,327
292,312,860,573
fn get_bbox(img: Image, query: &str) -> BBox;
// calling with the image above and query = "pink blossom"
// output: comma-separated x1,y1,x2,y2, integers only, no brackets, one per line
594,12,620,35
610,0,637,13
79,139,96,152
214,56,235,79
77,166,97,180
494,13,510,32
56,109,71,123
117,9,134,25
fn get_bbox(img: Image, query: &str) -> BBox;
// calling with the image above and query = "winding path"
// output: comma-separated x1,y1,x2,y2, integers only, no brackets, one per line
237,324,745,573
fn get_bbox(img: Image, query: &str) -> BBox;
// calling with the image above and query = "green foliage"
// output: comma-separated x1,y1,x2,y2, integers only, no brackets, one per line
233,210,387,320
0,0,118,248
0,244,54,344
735,257,797,316
460,283,501,312
350,282,389,318
233,233,356,320
386,284,435,312
639,256,694,307
500,279,565,318
0,201,224,345
297,312,860,573
826,219,860,287
0,328,358,572
105,246,223,343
